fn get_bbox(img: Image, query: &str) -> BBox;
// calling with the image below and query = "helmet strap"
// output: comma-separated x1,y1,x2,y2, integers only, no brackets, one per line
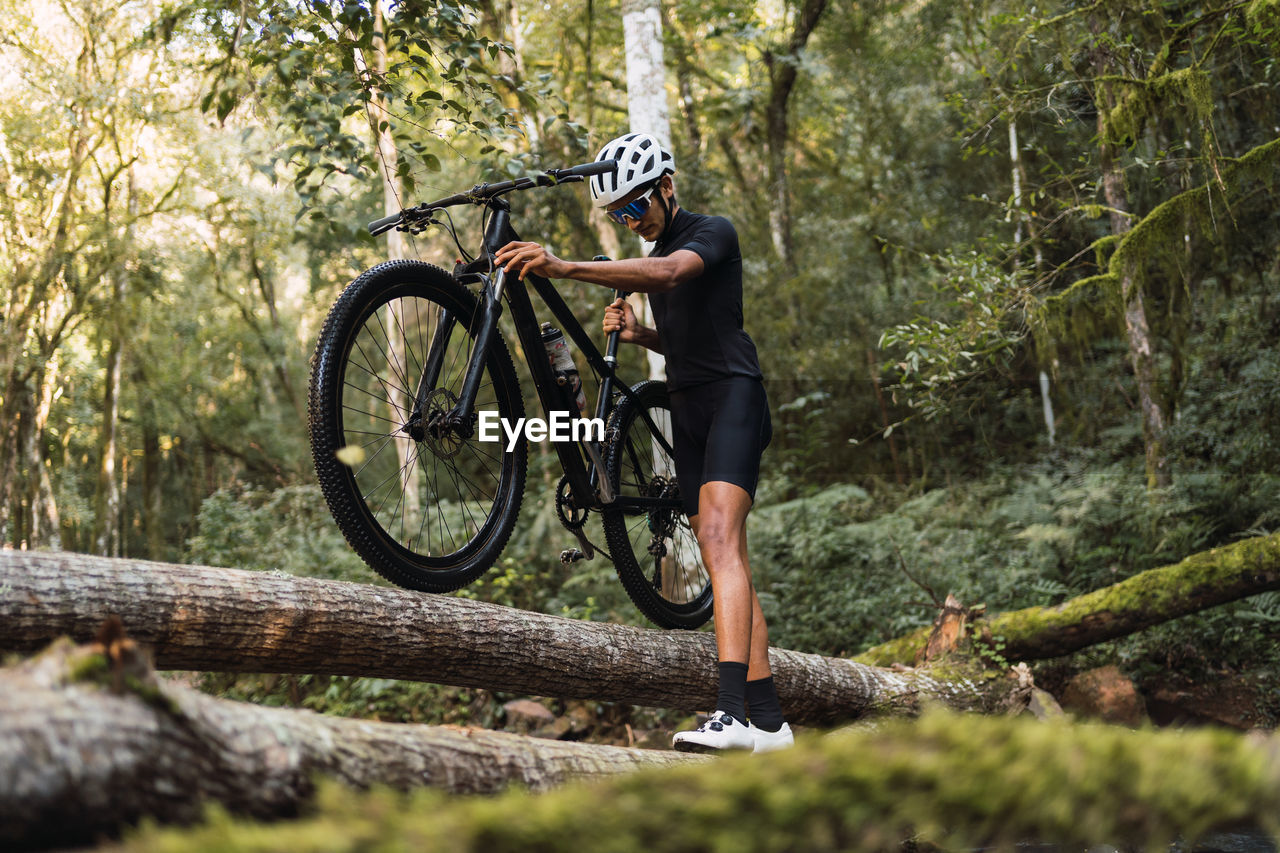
655,178,675,243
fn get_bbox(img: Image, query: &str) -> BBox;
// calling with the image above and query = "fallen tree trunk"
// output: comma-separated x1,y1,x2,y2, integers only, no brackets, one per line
0,627,703,850
0,551,994,725
857,531,1280,666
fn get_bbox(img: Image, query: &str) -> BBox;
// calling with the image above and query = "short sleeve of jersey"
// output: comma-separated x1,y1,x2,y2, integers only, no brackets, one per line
675,215,737,270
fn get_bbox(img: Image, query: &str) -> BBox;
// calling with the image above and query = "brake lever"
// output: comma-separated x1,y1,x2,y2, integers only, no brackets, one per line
401,215,438,236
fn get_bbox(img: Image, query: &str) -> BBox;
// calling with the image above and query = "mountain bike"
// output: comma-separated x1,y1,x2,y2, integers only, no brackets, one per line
307,159,712,628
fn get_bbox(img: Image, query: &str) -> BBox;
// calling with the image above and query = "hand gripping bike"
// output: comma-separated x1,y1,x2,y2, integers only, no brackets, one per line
307,159,712,628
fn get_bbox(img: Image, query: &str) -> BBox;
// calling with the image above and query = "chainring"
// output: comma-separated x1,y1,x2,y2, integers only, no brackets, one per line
555,475,590,530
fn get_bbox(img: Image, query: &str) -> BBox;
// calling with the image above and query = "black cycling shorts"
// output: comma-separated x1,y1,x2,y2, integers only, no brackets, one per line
668,376,772,517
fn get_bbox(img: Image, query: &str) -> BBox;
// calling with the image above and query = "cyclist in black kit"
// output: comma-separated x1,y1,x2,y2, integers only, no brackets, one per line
494,132,793,753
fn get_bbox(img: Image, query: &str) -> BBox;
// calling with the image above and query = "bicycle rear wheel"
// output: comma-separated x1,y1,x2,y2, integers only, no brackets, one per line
309,260,526,591
601,380,713,628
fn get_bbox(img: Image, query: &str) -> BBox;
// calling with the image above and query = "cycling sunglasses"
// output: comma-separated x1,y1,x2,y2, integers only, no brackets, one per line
605,185,658,225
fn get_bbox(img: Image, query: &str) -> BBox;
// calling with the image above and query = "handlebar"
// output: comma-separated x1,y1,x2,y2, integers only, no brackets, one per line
369,159,617,236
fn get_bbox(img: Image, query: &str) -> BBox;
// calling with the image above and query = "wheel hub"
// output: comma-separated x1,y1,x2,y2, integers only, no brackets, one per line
418,388,466,459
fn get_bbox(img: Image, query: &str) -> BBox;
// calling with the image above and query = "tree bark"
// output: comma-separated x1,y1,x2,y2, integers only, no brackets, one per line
0,630,701,850
93,163,137,558
0,551,995,725
621,0,672,384
762,0,828,273
1092,20,1172,489
358,0,420,520
857,532,1280,666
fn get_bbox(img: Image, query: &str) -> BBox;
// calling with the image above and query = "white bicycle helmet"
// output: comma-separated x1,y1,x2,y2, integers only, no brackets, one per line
589,132,675,207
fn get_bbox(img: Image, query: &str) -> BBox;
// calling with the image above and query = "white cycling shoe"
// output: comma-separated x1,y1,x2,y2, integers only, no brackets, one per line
672,710,755,753
748,721,795,753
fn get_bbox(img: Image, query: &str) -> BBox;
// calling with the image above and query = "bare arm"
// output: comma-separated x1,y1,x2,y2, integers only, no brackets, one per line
492,242,704,294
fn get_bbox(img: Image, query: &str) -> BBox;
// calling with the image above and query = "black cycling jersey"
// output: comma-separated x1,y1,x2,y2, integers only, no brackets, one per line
648,209,764,393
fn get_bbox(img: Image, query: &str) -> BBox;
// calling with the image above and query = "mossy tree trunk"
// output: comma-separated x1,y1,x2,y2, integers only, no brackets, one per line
0,551,999,725
857,532,1280,667
114,709,1280,853
0,629,703,850
1091,15,1172,490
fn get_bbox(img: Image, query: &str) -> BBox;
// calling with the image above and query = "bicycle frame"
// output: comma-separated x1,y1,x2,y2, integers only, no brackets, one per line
430,198,679,516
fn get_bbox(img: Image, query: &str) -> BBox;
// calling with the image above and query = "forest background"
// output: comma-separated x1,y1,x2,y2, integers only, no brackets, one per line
3,0,1280,730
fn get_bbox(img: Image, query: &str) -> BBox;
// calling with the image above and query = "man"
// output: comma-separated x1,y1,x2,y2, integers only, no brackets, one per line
493,132,792,754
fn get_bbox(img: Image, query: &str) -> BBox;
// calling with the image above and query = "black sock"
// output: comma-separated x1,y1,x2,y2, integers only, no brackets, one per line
746,676,785,732
716,661,749,726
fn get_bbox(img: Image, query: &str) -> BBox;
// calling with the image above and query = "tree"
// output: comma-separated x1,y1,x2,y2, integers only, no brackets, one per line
0,0,184,550
878,0,1280,489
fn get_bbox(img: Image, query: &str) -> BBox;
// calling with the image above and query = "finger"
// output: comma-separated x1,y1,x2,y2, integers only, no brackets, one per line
494,242,524,263
503,249,534,272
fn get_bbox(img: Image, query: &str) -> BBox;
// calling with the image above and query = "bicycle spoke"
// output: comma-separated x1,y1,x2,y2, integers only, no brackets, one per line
371,307,414,396
352,336,413,411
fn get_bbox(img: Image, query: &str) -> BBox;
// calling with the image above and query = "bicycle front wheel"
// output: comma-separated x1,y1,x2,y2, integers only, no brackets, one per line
601,380,713,628
309,260,527,591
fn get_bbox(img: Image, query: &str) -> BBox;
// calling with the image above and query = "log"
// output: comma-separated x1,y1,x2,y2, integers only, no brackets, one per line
0,551,993,725
857,531,1280,666
118,708,1280,853
0,625,703,850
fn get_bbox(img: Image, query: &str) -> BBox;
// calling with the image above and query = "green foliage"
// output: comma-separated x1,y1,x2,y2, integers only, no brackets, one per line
879,248,1030,420
119,709,1280,852
161,0,523,232
752,454,1280,660
193,671,503,726
185,485,376,582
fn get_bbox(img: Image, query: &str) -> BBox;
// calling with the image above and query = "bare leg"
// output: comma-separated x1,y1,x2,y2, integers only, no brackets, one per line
674,481,790,751
688,481,771,679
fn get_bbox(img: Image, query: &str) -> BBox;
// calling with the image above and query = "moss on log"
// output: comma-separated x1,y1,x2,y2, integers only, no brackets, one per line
115,710,1280,853
857,532,1280,667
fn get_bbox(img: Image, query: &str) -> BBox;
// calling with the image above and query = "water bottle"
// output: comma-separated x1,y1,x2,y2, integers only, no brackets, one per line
540,323,587,416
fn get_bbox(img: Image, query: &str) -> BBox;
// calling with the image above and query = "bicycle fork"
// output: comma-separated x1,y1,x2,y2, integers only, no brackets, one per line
402,267,506,443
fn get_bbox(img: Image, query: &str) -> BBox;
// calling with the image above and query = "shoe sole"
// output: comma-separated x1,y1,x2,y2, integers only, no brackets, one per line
673,740,753,754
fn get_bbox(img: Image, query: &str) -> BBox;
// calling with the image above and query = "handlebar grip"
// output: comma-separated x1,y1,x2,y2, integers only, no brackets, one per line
368,212,402,236
567,159,617,178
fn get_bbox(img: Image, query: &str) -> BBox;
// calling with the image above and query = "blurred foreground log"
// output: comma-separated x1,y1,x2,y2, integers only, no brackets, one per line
858,531,1280,666
116,707,1280,853
0,625,702,850
0,551,996,725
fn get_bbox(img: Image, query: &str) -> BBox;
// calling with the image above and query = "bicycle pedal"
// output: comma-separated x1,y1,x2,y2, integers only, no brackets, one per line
560,548,588,564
